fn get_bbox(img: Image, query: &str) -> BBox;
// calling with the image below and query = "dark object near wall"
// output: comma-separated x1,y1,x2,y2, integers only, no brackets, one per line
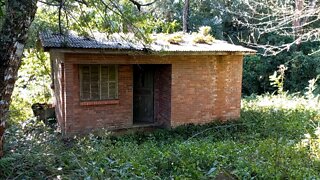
31,103,56,125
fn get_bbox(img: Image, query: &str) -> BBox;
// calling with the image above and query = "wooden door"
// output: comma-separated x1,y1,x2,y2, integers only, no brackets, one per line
133,65,154,123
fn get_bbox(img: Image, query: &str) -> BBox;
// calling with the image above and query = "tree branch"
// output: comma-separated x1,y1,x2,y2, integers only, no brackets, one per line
38,0,60,6
58,0,64,34
74,0,88,7
226,0,320,55
128,0,156,11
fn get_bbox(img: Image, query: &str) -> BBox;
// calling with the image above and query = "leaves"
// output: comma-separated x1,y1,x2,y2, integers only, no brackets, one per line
9,49,51,123
0,0,4,17
3,1,320,178
3,94,320,178
192,26,215,44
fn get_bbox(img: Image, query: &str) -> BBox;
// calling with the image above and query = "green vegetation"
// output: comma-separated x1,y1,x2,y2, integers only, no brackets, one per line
192,26,215,44
9,49,52,123
1,0,320,178
242,49,320,95
166,33,184,44
2,94,320,179
7,0,320,97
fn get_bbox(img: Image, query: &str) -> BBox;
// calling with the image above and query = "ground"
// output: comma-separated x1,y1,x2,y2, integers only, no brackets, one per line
1,94,320,179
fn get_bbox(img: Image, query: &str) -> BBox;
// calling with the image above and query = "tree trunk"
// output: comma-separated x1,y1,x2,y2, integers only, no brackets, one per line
183,0,190,33
0,0,38,158
293,0,303,45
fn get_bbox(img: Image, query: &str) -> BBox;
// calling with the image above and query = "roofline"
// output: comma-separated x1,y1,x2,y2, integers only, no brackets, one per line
46,47,256,56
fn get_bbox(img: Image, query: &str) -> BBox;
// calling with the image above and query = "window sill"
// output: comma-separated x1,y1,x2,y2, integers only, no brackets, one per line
80,99,119,106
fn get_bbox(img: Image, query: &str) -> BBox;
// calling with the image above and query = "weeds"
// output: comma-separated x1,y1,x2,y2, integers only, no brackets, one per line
269,64,288,95
1,95,320,179
192,26,215,44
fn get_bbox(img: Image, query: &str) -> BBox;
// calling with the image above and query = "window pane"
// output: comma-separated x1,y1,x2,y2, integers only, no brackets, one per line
100,65,109,99
79,64,118,101
109,65,116,81
81,65,91,100
90,65,100,100
109,82,117,99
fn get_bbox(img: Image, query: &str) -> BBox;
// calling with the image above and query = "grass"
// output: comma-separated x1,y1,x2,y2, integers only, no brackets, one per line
1,94,320,179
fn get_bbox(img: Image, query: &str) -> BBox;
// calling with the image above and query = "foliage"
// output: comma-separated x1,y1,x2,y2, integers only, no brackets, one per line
166,32,184,44
6,0,320,100
3,1,320,177
15,0,320,98
9,49,52,123
242,45,320,95
2,94,320,178
192,26,215,44
147,0,237,39
214,0,320,55
269,64,288,95
123,0,320,95
0,0,4,18
25,6,60,48
305,76,320,100
158,20,180,34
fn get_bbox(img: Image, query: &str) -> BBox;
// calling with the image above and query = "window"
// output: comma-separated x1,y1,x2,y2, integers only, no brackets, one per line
79,64,118,101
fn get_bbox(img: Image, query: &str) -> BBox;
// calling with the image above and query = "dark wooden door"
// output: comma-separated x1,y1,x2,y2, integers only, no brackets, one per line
133,65,154,123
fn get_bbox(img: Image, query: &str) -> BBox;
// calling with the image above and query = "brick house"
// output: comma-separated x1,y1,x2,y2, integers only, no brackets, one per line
39,32,255,135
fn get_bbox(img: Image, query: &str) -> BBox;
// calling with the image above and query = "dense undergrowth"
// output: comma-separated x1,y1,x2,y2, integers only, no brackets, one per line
1,94,320,179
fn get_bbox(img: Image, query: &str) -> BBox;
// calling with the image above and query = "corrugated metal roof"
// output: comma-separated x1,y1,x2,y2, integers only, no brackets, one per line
39,32,145,51
39,31,256,54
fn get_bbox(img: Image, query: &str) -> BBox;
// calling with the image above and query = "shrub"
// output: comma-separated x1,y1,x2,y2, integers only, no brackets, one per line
192,26,215,44
2,94,320,179
166,32,184,44
242,51,320,95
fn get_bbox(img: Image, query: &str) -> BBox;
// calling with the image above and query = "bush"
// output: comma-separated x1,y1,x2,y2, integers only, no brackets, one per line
242,50,320,95
2,94,320,179
192,26,215,44
9,49,52,124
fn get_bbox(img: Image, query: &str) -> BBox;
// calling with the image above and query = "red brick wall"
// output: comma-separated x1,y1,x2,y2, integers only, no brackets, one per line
170,55,243,127
50,51,65,131
154,65,172,127
52,52,243,134
65,63,133,134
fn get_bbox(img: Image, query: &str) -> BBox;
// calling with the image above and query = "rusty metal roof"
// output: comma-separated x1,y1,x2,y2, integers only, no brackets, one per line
39,31,256,54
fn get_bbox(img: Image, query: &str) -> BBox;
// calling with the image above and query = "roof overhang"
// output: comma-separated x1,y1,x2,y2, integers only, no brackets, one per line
47,48,255,56
39,32,257,56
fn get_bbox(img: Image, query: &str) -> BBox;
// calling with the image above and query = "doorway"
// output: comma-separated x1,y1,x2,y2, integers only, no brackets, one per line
133,65,155,124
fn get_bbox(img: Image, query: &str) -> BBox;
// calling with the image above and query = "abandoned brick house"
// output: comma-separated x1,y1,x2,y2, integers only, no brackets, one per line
39,32,255,135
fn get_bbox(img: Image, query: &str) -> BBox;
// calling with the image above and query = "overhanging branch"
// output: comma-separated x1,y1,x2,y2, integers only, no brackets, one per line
128,0,156,11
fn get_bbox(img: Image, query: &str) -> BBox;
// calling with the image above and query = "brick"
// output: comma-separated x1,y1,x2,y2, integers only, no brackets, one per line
51,53,244,135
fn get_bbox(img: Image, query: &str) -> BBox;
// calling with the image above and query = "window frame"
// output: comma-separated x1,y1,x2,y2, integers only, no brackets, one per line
79,64,118,101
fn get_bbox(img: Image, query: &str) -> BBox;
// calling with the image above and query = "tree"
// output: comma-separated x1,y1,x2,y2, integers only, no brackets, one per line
227,0,320,55
182,0,190,32
0,0,158,158
0,0,38,158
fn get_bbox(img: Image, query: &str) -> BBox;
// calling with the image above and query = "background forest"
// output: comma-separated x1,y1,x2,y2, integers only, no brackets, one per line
10,0,320,119
2,0,320,179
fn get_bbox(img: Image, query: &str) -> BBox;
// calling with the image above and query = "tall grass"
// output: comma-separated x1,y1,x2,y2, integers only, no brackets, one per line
1,94,320,179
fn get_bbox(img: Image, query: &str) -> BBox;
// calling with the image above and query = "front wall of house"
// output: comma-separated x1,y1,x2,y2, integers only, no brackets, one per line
59,53,243,134
65,63,133,134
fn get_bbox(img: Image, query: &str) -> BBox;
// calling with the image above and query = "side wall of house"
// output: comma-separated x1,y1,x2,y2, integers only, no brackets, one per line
50,50,65,132
61,53,243,134
215,56,243,120
170,55,243,127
